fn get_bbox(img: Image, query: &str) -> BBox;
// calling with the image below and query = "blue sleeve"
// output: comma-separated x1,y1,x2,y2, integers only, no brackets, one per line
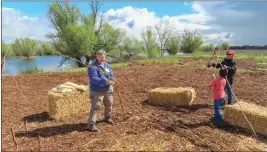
88,67,108,85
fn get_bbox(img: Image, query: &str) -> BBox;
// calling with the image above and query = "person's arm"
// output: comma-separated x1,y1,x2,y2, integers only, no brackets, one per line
88,66,108,85
208,79,216,88
214,60,225,69
208,60,224,69
226,61,237,73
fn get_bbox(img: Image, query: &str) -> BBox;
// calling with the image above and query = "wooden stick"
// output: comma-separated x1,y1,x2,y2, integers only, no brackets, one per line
11,128,18,151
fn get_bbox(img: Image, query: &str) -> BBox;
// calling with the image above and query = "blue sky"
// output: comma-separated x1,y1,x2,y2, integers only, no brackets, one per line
2,1,267,45
2,2,194,18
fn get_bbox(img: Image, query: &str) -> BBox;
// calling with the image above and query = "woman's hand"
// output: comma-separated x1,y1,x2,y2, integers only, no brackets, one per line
106,80,115,85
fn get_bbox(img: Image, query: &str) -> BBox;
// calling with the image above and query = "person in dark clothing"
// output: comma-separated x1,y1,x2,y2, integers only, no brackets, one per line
207,50,237,105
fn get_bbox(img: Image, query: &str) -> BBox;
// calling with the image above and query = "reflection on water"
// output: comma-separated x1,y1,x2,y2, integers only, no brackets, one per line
4,56,83,76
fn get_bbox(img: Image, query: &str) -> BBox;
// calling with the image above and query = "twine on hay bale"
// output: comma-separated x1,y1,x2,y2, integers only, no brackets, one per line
47,82,90,120
223,101,267,136
148,87,196,106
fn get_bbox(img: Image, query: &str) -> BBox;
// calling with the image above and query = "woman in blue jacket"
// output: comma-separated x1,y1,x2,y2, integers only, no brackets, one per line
87,50,115,133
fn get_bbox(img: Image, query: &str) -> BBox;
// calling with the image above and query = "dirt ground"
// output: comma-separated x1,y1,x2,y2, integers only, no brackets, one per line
2,57,267,151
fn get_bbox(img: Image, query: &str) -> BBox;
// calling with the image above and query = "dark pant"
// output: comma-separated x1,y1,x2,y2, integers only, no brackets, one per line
213,98,225,125
224,83,233,105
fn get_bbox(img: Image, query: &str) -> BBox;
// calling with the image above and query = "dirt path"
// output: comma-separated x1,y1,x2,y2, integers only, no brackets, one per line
2,59,267,151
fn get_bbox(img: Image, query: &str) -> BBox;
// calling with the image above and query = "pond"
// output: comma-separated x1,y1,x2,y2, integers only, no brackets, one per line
4,55,83,76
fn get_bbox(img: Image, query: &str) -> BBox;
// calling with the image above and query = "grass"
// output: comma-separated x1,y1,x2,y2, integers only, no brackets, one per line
19,67,43,74
65,57,180,72
64,50,267,72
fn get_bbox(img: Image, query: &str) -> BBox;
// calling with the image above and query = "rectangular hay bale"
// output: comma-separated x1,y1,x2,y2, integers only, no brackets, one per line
48,82,90,120
223,101,267,136
148,87,196,106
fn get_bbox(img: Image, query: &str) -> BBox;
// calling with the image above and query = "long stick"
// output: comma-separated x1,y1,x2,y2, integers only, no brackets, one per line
215,49,259,140
11,128,18,151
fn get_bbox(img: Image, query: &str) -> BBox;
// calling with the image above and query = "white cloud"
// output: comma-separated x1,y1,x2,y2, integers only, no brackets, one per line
103,5,213,40
2,7,52,43
3,2,266,46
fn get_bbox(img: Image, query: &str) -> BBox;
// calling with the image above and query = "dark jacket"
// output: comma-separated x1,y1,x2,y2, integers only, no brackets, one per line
88,60,114,92
212,58,237,85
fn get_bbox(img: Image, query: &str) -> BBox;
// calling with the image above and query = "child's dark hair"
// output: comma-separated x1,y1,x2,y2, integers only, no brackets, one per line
219,68,228,77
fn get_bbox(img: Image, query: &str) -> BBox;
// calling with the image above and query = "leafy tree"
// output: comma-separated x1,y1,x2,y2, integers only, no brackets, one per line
11,38,38,59
180,29,204,53
165,36,180,55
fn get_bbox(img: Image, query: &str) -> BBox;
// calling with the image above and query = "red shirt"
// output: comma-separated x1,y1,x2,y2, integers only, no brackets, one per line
208,77,226,100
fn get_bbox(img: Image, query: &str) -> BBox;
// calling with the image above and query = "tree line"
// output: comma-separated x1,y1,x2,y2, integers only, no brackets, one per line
2,2,267,67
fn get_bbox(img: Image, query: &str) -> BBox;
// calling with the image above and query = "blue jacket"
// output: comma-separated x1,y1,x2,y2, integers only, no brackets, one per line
88,60,115,92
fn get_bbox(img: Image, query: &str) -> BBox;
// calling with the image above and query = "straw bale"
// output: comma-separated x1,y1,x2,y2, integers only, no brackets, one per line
223,101,267,136
148,87,196,106
48,82,90,120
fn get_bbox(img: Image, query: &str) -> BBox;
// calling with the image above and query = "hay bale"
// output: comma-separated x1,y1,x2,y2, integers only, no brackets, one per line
48,82,90,120
148,87,196,106
223,101,267,136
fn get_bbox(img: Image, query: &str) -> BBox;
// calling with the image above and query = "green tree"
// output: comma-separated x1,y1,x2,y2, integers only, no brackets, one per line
165,36,180,55
40,42,56,55
202,44,215,52
220,42,230,50
155,20,175,56
141,28,158,58
11,38,38,59
47,2,97,67
180,29,204,53
98,23,126,53
2,41,13,58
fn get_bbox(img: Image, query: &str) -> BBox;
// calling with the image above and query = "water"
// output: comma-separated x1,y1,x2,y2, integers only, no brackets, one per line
4,56,85,76
4,53,185,76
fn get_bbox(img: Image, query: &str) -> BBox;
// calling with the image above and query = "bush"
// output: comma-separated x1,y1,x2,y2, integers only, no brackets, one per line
202,44,215,52
2,41,14,58
220,42,230,50
180,29,204,53
11,38,38,58
165,37,180,55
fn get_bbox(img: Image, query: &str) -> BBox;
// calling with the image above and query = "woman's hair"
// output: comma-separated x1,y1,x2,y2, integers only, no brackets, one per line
219,68,228,77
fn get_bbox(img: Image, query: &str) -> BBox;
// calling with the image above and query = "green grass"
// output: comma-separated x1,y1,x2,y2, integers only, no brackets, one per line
19,67,43,74
138,56,180,63
64,50,267,72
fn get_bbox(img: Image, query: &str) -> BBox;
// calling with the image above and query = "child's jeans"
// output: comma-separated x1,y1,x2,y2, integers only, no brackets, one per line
224,83,233,105
213,98,225,125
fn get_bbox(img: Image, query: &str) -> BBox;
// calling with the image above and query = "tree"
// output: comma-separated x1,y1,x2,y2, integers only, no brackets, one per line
165,36,180,55
47,2,97,67
220,42,230,50
98,23,126,53
84,1,105,63
41,42,56,55
2,41,13,58
141,28,158,58
180,29,204,53
202,44,215,52
155,20,175,56
121,36,144,54
11,38,38,59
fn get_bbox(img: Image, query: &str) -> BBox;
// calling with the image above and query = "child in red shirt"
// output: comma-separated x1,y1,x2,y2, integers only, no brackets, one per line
208,68,228,126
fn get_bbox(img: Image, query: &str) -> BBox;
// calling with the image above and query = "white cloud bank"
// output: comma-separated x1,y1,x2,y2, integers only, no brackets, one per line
2,2,267,45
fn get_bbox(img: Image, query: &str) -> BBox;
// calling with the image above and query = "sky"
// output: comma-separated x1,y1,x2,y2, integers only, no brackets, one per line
2,1,267,46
